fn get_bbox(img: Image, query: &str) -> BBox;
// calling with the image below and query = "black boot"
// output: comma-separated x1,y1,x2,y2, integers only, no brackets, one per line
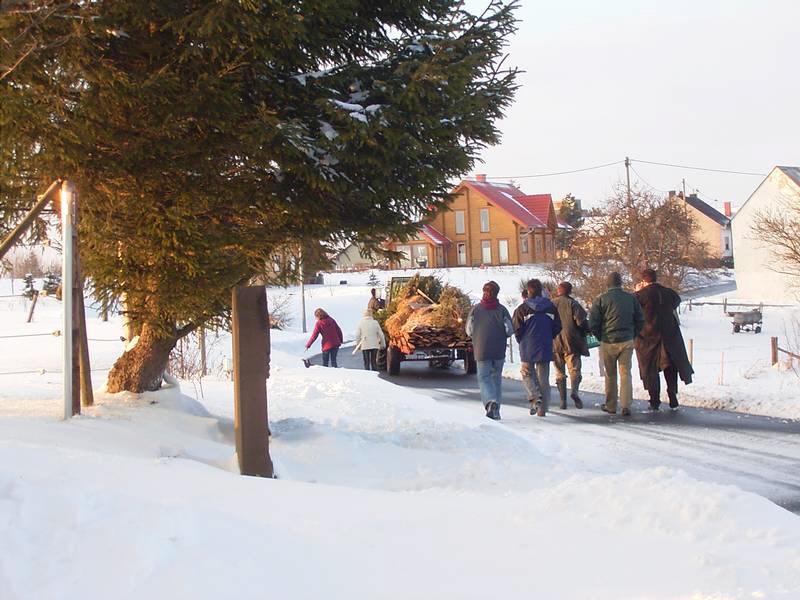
570,391,583,409
648,392,660,411
668,390,679,411
557,379,567,409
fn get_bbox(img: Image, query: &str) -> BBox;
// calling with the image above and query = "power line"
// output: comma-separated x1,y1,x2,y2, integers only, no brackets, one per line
485,160,623,180
629,165,670,194
630,159,766,177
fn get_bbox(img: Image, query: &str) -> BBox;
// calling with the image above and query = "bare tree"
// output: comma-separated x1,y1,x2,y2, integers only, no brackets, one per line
551,183,712,302
750,195,800,282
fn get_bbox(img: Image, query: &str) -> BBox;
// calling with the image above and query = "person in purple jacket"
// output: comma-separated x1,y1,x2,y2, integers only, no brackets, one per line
305,308,344,367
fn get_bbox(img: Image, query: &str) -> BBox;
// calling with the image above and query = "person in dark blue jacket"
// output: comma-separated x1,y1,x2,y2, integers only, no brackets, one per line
512,279,562,417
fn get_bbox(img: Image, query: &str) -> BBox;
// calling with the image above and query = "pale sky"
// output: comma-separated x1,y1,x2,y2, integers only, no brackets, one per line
470,0,800,210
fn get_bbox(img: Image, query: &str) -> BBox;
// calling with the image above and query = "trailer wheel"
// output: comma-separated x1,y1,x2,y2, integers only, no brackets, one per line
387,346,402,375
733,324,740,333
464,349,477,375
755,326,762,334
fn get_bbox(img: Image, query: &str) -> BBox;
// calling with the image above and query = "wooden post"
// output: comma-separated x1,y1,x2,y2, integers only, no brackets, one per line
198,327,207,376
26,290,39,323
688,298,692,311
771,336,779,366
722,298,727,313
232,285,273,478
688,338,693,366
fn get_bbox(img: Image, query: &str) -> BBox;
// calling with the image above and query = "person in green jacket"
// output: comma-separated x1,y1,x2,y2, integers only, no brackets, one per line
588,272,645,416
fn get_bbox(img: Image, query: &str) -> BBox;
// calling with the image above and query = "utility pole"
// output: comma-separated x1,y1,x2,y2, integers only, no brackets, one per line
299,246,307,333
61,181,75,420
682,178,686,199
624,156,632,206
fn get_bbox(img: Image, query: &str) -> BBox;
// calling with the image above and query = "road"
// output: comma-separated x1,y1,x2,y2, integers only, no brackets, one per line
326,346,800,514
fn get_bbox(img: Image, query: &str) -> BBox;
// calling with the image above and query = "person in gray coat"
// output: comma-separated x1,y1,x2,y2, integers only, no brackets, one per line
552,282,590,409
466,281,514,420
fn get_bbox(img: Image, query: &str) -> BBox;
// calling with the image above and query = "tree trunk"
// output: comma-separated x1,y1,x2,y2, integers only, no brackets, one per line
106,323,177,393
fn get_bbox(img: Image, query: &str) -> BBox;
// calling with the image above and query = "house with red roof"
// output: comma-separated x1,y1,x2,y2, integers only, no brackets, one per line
387,175,557,268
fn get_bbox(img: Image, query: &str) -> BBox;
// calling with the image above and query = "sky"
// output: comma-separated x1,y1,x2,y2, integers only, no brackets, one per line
468,0,800,210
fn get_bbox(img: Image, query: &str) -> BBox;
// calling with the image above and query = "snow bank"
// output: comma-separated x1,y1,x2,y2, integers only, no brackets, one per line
2,376,799,600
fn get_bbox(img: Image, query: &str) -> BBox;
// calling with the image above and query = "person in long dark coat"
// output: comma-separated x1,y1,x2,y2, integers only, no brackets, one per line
634,269,693,411
552,282,590,409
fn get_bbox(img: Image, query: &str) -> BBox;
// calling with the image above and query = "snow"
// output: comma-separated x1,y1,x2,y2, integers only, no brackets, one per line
1,272,800,599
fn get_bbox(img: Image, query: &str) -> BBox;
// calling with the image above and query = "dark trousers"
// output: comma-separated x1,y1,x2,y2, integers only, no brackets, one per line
362,349,378,370
648,365,679,407
322,346,339,368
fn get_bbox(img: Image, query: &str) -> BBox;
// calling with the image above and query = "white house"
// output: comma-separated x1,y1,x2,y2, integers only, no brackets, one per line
731,166,800,302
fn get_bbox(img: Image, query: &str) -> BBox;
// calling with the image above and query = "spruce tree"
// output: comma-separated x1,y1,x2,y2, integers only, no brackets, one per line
0,1,519,392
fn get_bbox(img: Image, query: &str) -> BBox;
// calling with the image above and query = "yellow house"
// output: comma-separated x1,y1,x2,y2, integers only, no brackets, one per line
387,176,557,268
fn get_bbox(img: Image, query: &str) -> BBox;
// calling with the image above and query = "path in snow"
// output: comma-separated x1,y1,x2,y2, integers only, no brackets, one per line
322,346,800,514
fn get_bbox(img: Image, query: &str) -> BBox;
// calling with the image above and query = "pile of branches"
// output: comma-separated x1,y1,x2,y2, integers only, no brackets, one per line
385,278,471,353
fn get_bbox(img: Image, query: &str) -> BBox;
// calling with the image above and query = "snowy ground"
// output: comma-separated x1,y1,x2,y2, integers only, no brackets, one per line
1,273,800,599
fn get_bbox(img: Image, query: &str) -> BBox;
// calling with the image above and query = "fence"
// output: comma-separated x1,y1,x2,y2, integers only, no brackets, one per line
686,298,794,312
771,336,800,366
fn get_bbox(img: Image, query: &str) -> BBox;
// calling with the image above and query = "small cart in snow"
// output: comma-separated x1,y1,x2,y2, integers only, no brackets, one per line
728,309,762,334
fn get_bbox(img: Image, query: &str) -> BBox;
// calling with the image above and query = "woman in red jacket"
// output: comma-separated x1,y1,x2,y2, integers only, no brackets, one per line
305,308,344,367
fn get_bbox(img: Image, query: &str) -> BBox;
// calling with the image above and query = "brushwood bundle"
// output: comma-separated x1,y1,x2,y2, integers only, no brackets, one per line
384,277,472,354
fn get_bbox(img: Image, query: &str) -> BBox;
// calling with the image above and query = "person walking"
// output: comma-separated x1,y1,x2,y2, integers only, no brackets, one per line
305,308,343,367
368,288,383,312
465,281,514,420
589,272,645,416
355,309,386,371
513,279,562,417
552,282,590,409
634,268,694,411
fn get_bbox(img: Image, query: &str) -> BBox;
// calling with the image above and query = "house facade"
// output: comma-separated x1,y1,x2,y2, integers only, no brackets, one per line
668,191,733,260
387,176,557,268
386,223,451,269
732,166,800,302
331,242,379,271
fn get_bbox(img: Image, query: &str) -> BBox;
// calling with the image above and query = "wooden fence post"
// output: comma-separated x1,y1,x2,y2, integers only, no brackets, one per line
232,285,273,478
198,327,207,376
26,290,39,323
771,336,779,366
722,298,727,313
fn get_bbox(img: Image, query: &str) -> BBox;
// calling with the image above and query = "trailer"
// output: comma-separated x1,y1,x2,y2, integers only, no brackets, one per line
381,276,475,376
727,309,763,334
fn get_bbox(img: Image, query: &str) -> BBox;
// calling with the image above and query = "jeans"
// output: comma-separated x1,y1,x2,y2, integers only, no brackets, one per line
553,352,582,395
521,361,551,411
322,346,339,368
362,349,378,371
476,359,504,407
600,340,634,410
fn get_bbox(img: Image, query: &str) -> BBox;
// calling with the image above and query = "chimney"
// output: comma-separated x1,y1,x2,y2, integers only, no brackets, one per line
475,173,487,183
723,202,732,217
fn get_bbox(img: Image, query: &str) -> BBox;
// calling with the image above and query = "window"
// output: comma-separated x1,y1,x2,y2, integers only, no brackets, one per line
480,208,490,232
547,235,554,257
396,244,411,268
498,239,509,264
724,237,730,251
413,244,428,267
455,210,465,234
534,235,543,257
481,240,492,264
457,243,467,265
521,236,529,254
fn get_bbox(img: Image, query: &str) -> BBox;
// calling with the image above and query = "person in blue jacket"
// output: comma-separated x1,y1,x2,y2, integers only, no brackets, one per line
512,279,562,417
